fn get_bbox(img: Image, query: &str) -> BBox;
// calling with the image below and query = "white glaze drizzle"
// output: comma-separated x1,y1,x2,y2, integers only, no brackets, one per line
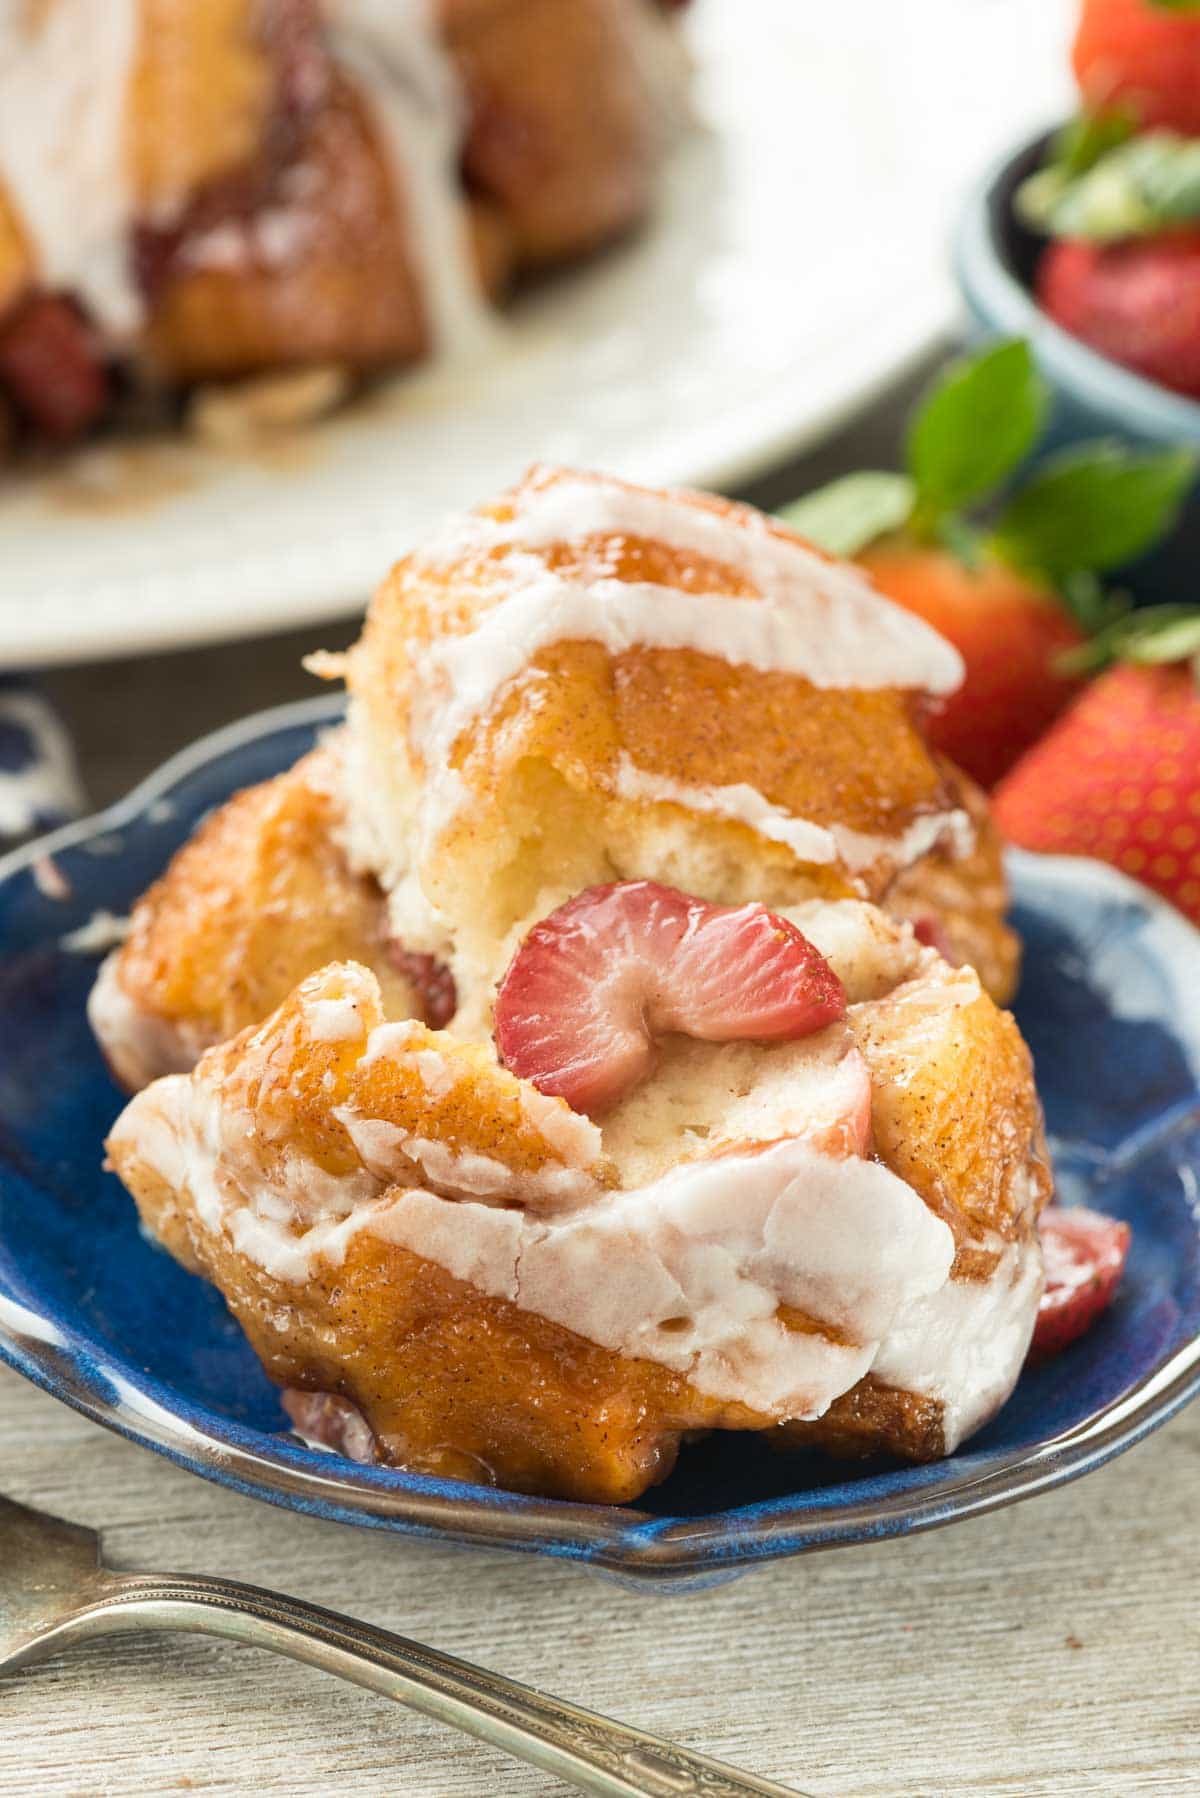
614,757,973,877
88,951,210,1092
385,475,967,886
112,1067,958,1419
871,1240,1044,1450
0,0,141,331
412,570,948,798
430,473,965,694
332,1108,602,1210
326,0,496,355
613,758,838,864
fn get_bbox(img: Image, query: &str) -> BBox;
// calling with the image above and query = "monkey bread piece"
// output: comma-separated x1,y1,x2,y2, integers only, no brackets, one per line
93,464,1051,1502
336,464,1017,1021
105,887,1050,1503
88,740,421,1091
0,0,687,441
442,0,689,265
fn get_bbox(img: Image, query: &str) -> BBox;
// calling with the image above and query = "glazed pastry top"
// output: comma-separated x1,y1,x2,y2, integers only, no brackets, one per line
337,465,980,1022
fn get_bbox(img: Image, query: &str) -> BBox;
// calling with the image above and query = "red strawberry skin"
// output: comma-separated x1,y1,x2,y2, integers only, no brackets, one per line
0,293,109,442
495,879,846,1116
1038,232,1200,402
387,946,458,1030
993,662,1200,927
1030,1205,1131,1361
1073,0,1200,135
857,542,1084,789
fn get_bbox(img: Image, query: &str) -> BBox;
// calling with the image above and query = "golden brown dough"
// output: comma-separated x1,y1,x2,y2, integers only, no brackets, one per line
886,772,1021,1006
444,0,682,263
90,741,419,1089
0,0,686,431
107,939,1049,1499
341,466,1015,1008
97,466,1052,1503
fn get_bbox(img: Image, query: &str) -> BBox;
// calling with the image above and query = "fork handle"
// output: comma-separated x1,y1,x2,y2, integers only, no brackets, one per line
56,1571,804,1798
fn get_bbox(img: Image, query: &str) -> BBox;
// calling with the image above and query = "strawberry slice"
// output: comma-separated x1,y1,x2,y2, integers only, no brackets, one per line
0,293,109,442
1030,1205,1131,1362
387,946,457,1030
495,879,847,1115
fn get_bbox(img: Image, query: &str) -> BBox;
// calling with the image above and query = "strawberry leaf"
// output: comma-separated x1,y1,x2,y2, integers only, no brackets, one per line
1018,130,1200,241
1120,607,1200,664
933,512,983,570
1060,568,1131,635
991,444,1197,581
1058,604,1200,675
1052,109,1136,181
906,340,1047,528
1150,1,1200,11
777,472,914,556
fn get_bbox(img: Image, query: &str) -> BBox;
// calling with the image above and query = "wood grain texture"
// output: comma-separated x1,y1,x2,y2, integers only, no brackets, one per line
1,1366,1198,1797
14,365,1197,1795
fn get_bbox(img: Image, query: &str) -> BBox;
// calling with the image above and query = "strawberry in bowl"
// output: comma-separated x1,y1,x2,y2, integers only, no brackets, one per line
1016,1,1200,402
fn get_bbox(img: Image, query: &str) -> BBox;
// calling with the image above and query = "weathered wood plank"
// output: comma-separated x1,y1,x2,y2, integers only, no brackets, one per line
1,1367,1197,1797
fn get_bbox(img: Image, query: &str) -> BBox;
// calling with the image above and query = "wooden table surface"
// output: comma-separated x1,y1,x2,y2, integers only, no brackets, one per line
4,364,1197,1797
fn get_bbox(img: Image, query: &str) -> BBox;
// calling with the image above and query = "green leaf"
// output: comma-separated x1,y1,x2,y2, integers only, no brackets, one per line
777,472,914,557
1150,0,1200,12
906,340,1047,526
1057,604,1200,676
1052,109,1136,181
1120,606,1200,664
1059,568,1132,635
992,444,1197,581
1017,130,1200,241
933,512,983,570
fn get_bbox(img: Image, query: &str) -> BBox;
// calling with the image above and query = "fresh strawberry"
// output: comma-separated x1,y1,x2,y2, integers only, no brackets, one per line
1030,1204,1131,1361
780,341,1194,789
993,657,1200,925
1038,230,1200,400
0,293,109,442
856,543,1086,789
494,879,846,1116
1073,0,1200,136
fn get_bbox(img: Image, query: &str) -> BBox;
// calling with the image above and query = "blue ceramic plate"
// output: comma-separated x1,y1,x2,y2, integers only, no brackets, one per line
1,695,1198,1586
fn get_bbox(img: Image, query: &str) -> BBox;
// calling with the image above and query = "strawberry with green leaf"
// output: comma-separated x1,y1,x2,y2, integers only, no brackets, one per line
1019,1,1200,397
993,606,1200,926
780,339,1196,788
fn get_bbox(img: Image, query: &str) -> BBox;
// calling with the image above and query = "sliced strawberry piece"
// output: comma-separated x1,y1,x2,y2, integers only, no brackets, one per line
495,879,847,1115
282,1389,377,1463
388,946,457,1030
0,293,109,442
1029,1205,1131,1363
912,914,958,964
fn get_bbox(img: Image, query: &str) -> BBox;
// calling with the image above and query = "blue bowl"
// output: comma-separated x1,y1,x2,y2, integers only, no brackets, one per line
954,127,1200,602
0,696,1199,1587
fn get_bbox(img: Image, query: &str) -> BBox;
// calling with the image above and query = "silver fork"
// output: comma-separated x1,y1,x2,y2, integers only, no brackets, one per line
0,1492,807,1797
